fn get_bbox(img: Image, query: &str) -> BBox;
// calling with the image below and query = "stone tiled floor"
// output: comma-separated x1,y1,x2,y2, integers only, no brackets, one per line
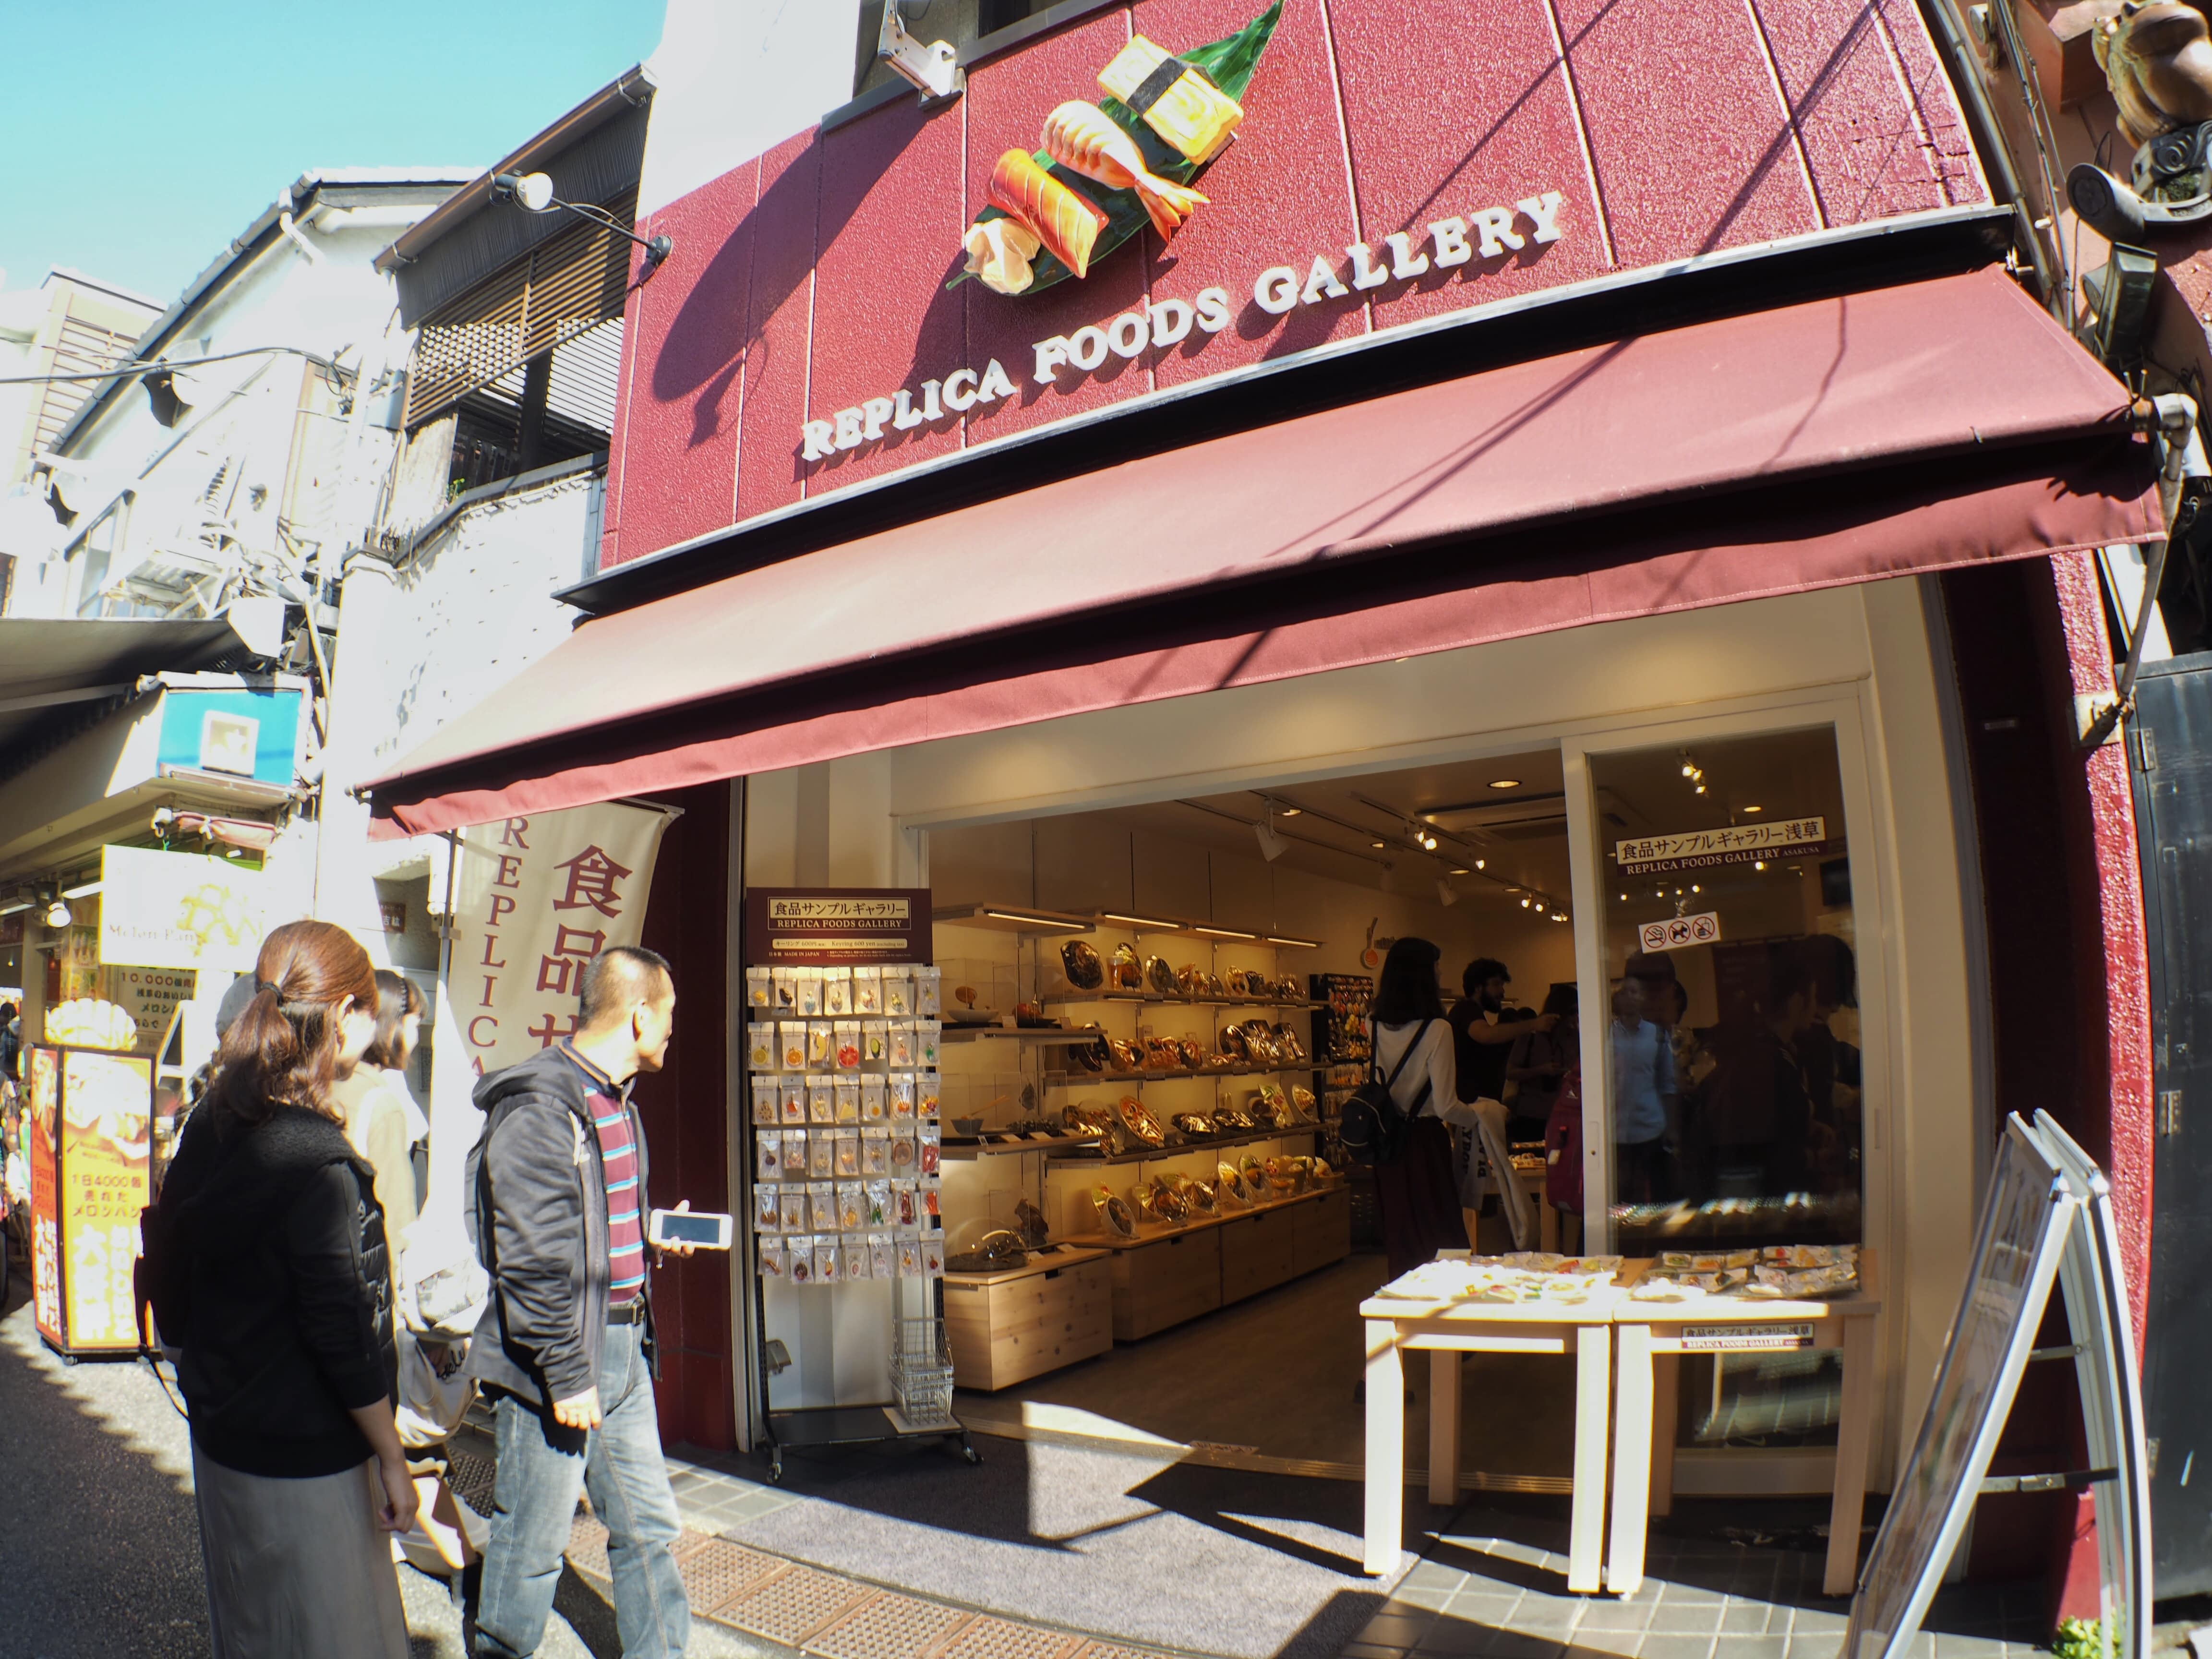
1336,1509,2047,1659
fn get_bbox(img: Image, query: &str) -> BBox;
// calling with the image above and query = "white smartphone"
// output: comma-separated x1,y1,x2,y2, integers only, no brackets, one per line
647,1208,734,1250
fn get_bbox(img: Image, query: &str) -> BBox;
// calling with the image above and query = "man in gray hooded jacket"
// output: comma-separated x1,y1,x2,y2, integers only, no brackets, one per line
466,945,691,1659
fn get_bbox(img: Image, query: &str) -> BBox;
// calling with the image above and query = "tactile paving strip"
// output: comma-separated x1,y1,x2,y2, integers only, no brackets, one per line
567,1516,612,1582
711,1565,874,1645
678,1537,788,1614
446,1451,498,1515
925,1615,1083,1659
805,1592,973,1659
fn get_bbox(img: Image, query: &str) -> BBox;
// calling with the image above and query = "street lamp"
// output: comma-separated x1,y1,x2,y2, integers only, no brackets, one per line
491,172,673,274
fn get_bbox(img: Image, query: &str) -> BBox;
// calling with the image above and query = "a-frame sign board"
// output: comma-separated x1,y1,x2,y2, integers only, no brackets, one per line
1844,1111,2153,1659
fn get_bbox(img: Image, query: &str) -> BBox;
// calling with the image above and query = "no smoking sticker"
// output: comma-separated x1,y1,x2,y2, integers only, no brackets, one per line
1639,912,1720,953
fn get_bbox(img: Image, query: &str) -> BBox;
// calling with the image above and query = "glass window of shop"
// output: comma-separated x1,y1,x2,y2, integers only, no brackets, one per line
1580,724,1866,1455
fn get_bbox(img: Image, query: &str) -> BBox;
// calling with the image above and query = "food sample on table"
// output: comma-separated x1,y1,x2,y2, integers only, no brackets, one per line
1144,954,1179,995
1378,1254,1624,1304
1109,942,1143,989
1094,1184,1137,1239
1216,1162,1250,1205
1061,940,1104,990
1118,1095,1166,1147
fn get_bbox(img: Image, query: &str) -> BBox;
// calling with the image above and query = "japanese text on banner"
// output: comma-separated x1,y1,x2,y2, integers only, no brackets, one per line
449,803,673,1075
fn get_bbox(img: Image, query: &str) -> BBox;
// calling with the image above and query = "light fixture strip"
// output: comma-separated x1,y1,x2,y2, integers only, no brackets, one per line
61,879,104,900
0,899,30,917
1193,926,1258,939
1264,935,1321,948
981,909,1088,931
1098,912,1184,931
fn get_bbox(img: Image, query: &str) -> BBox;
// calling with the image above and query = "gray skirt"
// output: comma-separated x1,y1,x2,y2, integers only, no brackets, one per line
192,1445,410,1659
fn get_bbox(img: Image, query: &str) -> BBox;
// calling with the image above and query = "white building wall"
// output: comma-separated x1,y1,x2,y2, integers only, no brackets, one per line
637,0,856,216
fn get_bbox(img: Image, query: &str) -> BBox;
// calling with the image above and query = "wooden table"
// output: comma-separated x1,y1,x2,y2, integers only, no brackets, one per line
1360,1277,1626,1586
1605,1253,1882,1599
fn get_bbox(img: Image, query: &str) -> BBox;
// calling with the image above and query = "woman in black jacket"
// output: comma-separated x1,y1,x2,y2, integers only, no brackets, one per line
156,919,418,1658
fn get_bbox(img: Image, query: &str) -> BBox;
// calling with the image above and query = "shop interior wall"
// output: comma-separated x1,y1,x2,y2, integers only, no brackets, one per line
928,817,1576,995
868,581,1983,1493
633,779,738,1451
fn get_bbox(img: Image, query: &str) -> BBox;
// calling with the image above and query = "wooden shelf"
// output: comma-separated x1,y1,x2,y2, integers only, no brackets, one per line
1043,1064,1316,1086
1059,1181,1344,1247
939,1024,1108,1045
1044,1124,1320,1167
1041,993,1320,1010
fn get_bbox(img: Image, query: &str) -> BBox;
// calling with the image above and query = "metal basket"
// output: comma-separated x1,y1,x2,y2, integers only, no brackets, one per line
889,1316,956,1425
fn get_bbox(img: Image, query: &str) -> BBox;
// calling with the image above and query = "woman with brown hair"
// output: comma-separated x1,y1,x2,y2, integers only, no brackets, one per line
154,920,417,1659
331,970,426,1240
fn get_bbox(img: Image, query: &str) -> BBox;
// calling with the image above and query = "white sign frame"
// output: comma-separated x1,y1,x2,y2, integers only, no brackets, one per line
1844,1111,2152,1659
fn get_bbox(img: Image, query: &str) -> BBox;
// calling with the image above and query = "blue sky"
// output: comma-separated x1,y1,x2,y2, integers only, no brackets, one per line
0,1,666,307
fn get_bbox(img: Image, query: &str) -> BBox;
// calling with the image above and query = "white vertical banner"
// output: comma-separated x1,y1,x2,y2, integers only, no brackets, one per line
447,802,676,1077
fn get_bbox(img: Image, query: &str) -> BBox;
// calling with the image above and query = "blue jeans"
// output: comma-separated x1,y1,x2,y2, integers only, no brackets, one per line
473,1321,690,1658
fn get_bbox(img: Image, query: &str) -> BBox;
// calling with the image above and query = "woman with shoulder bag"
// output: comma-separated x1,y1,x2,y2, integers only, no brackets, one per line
155,920,417,1659
1370,938,1508,1277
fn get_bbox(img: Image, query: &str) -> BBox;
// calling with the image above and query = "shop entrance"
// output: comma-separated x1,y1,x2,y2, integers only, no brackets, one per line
928,746,1586,1480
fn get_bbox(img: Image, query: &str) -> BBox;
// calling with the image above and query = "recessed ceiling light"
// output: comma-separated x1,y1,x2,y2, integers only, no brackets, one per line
1743,804,1763,813
1488,778,1521,790
1370,840,1386,849
1448,867,1468,876
1278,807,1301,817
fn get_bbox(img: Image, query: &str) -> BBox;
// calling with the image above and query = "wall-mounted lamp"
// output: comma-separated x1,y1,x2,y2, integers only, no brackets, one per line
492,173,673,275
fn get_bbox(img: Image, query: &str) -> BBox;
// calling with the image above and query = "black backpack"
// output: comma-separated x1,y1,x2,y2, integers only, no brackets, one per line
1338,1018,1435,1166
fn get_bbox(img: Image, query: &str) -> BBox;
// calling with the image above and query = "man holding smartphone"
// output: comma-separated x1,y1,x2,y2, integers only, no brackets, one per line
466,945,694,1659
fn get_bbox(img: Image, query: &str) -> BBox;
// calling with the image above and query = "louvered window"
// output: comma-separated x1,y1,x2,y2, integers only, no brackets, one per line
34,314,143,454
402,186,636,430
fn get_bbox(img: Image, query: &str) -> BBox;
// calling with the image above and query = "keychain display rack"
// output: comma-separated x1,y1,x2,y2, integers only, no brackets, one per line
742,956,977,1481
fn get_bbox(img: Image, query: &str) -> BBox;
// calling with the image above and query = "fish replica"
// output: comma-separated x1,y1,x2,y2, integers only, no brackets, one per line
1039,99,1211,240
985,148,1108,280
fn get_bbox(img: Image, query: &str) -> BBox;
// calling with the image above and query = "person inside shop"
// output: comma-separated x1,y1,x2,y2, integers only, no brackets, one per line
1371,938,1512,1277
1795,934,1862,1147
149,919,416,1659
1610,976,1678,1204
1701,941,1832,1196
1504,985,1578,1144
1448,957,1550,1110
466,945,695,1659
332,970,427,1239
0,999,18,1083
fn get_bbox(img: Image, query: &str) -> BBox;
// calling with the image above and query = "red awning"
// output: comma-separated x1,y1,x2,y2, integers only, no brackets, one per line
367,267,2158,836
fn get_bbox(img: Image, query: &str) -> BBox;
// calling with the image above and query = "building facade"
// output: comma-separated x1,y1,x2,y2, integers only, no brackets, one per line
361,0,2171,1618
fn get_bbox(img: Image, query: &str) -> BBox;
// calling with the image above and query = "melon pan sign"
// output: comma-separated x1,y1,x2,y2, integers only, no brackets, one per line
98,846,268,974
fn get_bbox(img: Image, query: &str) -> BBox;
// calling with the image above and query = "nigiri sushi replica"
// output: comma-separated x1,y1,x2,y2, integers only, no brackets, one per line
985,148,1108,279
962,218,1044,295
1040,100,1211,241
1097,35,1245,164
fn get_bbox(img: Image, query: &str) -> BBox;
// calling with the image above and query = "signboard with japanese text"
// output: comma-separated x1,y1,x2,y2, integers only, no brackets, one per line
56,1048,152,1351
99,846,267,973
449,803,675,1075
25,1047,61,1346
1616,817,1830,876
741,888,933,967
97,965,196,1055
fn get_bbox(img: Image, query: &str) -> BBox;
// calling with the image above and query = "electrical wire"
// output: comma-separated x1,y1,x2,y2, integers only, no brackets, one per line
0,340,338,388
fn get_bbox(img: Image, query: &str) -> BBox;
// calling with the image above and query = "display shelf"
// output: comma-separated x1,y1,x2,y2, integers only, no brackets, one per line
939,1024,1108,1044
1044,1124,1320,1167
941,1132,1098,1159
940,1243,1110,1286
1041,1063,1316,1085
1058,1180,1344,1246
933,902,1095,935
1041,993,1320,1010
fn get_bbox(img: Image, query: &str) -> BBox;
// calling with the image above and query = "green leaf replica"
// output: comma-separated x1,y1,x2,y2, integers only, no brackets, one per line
953,2,1283,296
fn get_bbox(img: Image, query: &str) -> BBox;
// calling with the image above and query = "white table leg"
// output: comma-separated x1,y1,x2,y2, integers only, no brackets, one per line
1825,1312,1877,1596
1650,1351,1680,1519
1608,1322,1654,1595
1365,1319,1406,1575
1429,1348,1462,1505
1568,1323,1611,1593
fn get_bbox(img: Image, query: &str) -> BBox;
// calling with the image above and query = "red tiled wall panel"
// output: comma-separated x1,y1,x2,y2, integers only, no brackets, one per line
601,0,1989,568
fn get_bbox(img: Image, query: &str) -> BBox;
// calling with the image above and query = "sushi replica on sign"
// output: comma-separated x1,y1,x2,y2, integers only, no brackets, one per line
796,1,1566,465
